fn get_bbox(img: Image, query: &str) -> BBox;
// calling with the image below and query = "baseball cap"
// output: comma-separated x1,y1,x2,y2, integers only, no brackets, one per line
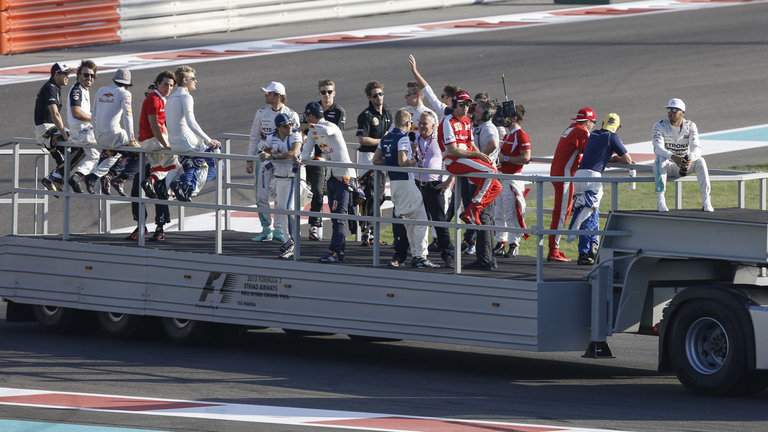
304,101,324,118
571,107,596,122
113,68,131,85
453,91,473,106
262,81,286,95
665,98,686,112
602,113,620,133
274,113,293,128
51,62,75,75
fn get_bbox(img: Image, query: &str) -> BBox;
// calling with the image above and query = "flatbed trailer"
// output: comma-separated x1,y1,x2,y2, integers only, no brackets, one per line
4,208,768,396
3,137,768,396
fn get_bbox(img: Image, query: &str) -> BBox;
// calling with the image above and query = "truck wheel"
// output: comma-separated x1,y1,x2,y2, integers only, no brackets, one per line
96,312,143,339
668,299,765,396
161,317,211,344
32,305,77,333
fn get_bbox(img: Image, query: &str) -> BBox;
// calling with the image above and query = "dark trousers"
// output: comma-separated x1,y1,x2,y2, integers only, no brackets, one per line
306,165,325,228
131,163,170,226
418,180,454,257
474,202,496,268
326,176,350,254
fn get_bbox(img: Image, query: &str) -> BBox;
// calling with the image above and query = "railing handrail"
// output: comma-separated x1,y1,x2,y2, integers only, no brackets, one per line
3,135,767,281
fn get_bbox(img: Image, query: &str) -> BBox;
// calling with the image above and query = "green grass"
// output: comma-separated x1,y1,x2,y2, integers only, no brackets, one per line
352,164,768,259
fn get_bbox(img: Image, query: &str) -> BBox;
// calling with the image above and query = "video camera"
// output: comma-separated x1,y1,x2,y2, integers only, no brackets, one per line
492,99,517,128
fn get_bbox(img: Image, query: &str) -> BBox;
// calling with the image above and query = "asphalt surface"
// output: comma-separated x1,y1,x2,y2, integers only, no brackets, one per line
2,1,768,431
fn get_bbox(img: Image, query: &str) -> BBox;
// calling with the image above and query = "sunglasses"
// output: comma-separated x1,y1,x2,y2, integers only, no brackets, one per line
372,92,384,98
666,107,682,113
458,102,471,107
320,90,334,95
81,73,96,79
405,92,418,97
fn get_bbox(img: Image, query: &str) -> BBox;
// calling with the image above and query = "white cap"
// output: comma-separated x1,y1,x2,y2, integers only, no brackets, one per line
665,98,686,112
51,62,75,75
261,81,286,95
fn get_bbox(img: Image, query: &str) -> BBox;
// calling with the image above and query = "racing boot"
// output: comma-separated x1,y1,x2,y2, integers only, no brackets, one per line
251,229,273,242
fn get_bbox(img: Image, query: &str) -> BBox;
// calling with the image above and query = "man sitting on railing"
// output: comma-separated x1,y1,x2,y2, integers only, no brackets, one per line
652,98,713,212
33,62,84,192
92,68,142,197
165,66,221,202
66,60,107,194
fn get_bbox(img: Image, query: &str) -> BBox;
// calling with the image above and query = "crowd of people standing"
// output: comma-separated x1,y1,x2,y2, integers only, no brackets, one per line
33,56,712,269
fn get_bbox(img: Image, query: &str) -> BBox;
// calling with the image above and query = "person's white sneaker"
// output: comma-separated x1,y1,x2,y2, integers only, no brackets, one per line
657,195,669,212
702,198,714,212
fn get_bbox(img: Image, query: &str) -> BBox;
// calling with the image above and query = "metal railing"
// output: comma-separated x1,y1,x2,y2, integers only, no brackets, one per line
3,136,767,283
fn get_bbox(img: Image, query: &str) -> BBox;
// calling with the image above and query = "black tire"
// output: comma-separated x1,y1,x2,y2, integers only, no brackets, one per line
96,312,144,339
161,317,212,344
667,299,768,396
32,305,78,333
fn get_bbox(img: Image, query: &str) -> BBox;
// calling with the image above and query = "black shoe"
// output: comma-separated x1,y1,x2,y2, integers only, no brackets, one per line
577,253,595,266
84,173,98,194
388,254,404,268
170,181,185,202
149,229,165,241
508,243,519,258
427,239,441,253
279,240,295,259
320,252,345,263
101,174,113,195
154,178,170,200
68,173,84,193
411,257,440,268
463,261,496,271
441,254,455,269
125,226,149,240
111,178,127,197
493,241,507,257
141,177,157,199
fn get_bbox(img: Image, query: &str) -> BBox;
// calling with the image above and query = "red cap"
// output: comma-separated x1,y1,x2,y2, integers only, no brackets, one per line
453,91,473,106
571,107,596,121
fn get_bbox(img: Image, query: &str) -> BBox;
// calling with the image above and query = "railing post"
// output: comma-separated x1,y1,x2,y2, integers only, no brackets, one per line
674,181,682,210
215,156,223,255
11,142,20,235
43,155,50,234
62,143,71,241
138,152,146,247
454,177,462,273
536,178,544,283
224,138,232,231
293,165,302,261
761,178,766,211
738,180,745,209
372,168,380,267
